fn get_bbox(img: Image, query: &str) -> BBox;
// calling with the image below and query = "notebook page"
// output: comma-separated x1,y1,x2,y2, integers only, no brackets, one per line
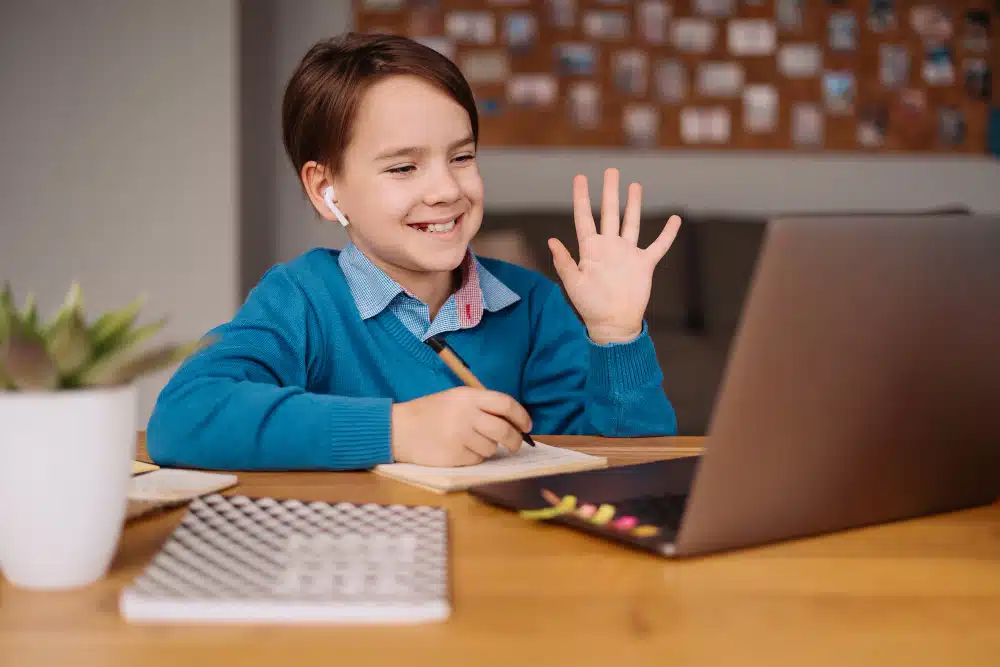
384,442,593,476
374,442,608,492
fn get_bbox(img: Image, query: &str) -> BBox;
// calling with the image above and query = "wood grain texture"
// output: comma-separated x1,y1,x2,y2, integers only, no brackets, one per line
3,432,999,667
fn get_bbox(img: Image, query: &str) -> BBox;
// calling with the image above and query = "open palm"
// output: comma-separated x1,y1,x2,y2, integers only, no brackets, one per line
548,168,682,345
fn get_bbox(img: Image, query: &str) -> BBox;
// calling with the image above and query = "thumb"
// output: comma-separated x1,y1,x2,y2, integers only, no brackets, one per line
548,238,580,287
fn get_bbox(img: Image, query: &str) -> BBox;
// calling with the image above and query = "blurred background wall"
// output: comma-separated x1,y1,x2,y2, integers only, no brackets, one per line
2,0,998,425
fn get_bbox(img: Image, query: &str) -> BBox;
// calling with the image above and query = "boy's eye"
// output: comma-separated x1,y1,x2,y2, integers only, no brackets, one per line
388,165,415,174
454,154,475,163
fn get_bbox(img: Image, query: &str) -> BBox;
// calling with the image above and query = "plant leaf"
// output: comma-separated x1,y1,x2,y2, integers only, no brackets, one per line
21,293,39,330
78,337,211,387
44,282,83,334
72,317,167,381
45,307,92,375
3,318,59,390
89,293,147,353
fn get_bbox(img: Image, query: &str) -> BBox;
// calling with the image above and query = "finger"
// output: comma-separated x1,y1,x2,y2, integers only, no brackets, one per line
645,214,683,263
547,238,581,288
474,390,533,434
464,430,499,459
601,167,620,236
621,182,642,244
454,446,485,467
474,413,523,454
572,174,597,241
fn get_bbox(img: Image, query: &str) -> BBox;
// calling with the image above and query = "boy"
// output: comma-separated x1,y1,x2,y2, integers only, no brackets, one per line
147,33,681,470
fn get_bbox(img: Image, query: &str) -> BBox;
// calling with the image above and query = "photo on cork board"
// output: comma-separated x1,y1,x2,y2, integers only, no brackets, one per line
623,105,660,147
911,5,952,45
829,12,858,52
778,44,821,79
923,45,954,85
614,50,649,96
504,12,537,55
879,45,909,89
445,11,495,44
857,104,889,148
555,43,598,76
507,75,558,109
963,59,992,102
361,0,406,9
568,82,601,130
743,85,778,134
695,0,734,17
460,51,509,85
547,0,575,29
583,10,629,40
655,59,687,103
963,10,991,51
937,106,965,146
792,103,824,147
672,18,716,53
823,71,855,114
638,0,670,44
777,0,804,31
868,0,896,32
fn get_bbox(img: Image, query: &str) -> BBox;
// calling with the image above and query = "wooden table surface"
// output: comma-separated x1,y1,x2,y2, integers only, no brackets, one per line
2,434,999,667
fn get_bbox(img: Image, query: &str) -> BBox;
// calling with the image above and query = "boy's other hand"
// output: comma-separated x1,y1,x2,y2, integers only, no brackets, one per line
547,167,682,345
389,387,533,467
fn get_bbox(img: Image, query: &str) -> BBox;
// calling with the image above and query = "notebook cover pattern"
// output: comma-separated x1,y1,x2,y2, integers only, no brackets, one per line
120,494,450,624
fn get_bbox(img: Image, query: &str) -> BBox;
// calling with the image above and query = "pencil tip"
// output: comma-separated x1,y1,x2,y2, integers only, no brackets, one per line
425,336,445,353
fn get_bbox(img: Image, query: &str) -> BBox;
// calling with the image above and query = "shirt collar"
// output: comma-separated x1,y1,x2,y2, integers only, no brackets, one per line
338,242,520,321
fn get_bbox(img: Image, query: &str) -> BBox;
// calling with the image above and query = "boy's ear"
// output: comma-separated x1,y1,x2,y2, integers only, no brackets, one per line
300,161,339,223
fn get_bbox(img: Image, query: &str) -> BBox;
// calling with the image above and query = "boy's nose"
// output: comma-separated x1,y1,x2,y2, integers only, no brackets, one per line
422,166,462,206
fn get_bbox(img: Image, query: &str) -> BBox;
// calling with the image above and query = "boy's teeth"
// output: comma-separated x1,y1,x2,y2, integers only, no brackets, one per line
422,219,457,233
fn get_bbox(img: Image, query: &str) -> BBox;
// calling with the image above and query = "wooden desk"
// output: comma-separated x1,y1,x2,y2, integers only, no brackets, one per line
2,434,999,667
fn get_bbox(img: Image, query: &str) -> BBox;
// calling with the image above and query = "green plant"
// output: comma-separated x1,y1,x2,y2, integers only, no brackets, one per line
0,282,211,391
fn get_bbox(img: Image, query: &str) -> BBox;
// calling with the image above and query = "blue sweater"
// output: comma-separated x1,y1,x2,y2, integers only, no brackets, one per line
146,248,678,471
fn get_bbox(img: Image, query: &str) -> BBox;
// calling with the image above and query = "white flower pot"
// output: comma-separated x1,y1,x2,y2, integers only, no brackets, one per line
0,384,137,590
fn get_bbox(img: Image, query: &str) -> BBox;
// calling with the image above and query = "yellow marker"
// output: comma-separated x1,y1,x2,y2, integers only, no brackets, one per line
520,495,577,520
632,525,661,538
591,504,616,525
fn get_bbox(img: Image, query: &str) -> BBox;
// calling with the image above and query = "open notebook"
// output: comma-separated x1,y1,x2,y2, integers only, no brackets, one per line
374,441,607,493
127,466,239,521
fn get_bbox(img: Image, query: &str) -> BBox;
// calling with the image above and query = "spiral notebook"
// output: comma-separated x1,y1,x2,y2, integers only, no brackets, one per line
119,494,451,625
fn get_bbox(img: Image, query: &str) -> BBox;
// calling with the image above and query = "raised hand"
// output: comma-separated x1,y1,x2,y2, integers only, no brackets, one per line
547,168,682,345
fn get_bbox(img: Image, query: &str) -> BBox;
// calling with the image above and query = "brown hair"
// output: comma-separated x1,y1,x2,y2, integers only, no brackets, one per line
281,32,479,180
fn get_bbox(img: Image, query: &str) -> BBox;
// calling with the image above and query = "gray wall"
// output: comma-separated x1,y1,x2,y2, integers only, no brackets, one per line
1,0,239,424
261,0,1000,275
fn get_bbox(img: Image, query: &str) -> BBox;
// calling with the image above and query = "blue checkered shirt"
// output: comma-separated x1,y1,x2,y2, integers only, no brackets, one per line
338,243,521,341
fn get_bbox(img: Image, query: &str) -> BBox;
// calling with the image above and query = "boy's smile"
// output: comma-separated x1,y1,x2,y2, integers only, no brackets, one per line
407,211,464,236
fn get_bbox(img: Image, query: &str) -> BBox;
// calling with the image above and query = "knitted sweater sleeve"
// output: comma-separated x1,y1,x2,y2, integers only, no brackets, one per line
146,266,393,471
519,281,678,437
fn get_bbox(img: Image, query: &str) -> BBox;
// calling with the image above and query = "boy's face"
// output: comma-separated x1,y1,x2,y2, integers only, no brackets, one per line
334,75,484,277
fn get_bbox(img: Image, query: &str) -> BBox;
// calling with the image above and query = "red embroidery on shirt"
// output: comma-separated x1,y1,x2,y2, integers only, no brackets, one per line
454,251,484,328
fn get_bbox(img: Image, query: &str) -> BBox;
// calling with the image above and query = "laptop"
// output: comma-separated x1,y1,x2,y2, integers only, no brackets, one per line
468,214,1000,558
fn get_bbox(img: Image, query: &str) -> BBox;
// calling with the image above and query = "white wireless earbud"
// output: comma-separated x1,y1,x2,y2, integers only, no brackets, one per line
322,186,350,228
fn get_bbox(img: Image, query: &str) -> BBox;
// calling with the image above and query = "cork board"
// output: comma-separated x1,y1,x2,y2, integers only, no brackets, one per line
353,0,998,154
